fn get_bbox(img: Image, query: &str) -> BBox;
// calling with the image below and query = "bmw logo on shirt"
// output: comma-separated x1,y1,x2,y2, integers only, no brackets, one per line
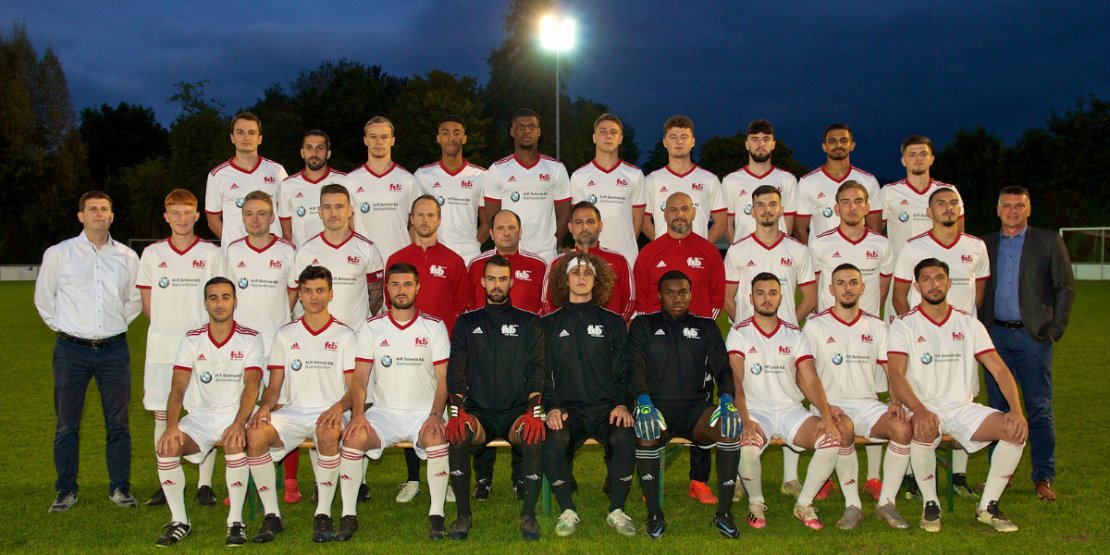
920,353,933,365
744,204,752,215
832,353,844,365
360,202,370,213
158,277,170,289
235,197,245,208
898,211,910,223
822,206,834,218
587,194,598,204
297,206,307,217
436,195,446,206
291,359,303,371
510,191,521,203
200,371,213,384
381,355,393,367
750,363,763,375
238,277,249,289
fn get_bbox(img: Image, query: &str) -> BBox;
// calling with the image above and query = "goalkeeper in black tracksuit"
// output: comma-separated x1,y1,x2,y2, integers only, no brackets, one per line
445,254,547,541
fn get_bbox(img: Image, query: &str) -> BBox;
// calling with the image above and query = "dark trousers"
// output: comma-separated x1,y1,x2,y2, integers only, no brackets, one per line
53,337,132,494
985,325,1055,483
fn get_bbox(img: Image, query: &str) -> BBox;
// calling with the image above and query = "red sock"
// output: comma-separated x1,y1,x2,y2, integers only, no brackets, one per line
283,449,301,481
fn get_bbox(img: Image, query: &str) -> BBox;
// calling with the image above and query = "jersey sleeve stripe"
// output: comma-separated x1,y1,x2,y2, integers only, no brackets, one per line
356,357,374,363
794,354,814,368
267,364,284,370
172,365,192,372
887,350,908,356
343,368,355,374
244,366,263,373
975,348,997,358
433,357,449,366
893,277,912,283
727,350,745,358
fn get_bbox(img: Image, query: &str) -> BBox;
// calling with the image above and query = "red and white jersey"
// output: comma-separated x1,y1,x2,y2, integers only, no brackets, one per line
542,245,635,321
466,249,547,313
570,160,647,265
726,318,815,411
888,306,995,409
645,165,726,240
893,231,989,316
796,165,881,237
137,238,228,363
722,166,797,242
173,322,265,412
268,317,356,410
292,232,384,327
355,312,450,412
345,162,420,262
205,157,288,248
482,154,571,261
633,233,725,319
809,228,893,314
880,179,963,253
724,233,815,325
414,160,486,264
386,242,470,335
804,310,888,402
277,168,346,247
225,235,297,353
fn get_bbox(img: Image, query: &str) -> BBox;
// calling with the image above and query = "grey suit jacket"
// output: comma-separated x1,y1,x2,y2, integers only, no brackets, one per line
980,226,1075,341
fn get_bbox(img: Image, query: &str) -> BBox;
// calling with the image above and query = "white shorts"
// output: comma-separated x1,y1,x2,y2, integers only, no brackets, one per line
179,409,238,464
748,405,815,453
812,398,890,441
268,405,344,459
143,362,174,411
364,407,432,460
923,402,999,454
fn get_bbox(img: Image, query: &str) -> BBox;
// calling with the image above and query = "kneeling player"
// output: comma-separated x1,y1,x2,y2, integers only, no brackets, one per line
727,273,844,530
887,258,1028,532
339,263,452,540
154,277,264,546
630,270,741,539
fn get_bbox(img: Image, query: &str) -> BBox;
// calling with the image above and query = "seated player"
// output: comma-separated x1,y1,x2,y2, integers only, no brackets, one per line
446,254,547,540
887,258,1028,532
338,263,451,540
629,270,742,539
726,272,844,530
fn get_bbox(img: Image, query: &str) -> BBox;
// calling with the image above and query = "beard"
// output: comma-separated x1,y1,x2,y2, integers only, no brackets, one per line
749,150,771,163
839,299,857,310
485,289,508,304
755,305,778,317
669,221,690,234
391,296,415,310
922,291,946,305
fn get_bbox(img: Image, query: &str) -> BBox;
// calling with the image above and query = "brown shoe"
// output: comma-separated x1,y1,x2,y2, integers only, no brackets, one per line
1035,480,1056,501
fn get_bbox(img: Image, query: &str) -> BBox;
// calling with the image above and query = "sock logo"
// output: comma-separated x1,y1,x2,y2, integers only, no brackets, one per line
641,474,655,481
161,480,175,486
450,470,463,476
319,481,334,487
525,474,540,481
229,481,243,488
259,486,270,492
435,471,448,477
340,474,351,480
722,479,736,486
619,475,634,482
844,479,857,486
923,474,935,482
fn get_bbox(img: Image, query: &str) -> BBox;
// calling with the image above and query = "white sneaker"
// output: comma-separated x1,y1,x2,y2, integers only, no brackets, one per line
446,485,456,503
396,481,420,503
555,509,580,537
607,508,636,537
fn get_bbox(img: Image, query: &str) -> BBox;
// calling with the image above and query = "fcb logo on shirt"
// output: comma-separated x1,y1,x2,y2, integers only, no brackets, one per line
389,184,402,192
264,176,276,184
501,324,519,337
961,255,974,263
780,258,794,267
230,351,244,360
686,257,704,269
324,341,338,351
269,260,283,269
514,270,532,281
429,265,446,278
860,334,873,344
192,260,207,268
778,346,792,355
587,325,605,338
415,337,429,347
691,183,704,191
682,327,699,339
952,332,965,341
460,180,474,189
616,178,629,187
347,256,361,265
539,174,551,182
866,250,879,260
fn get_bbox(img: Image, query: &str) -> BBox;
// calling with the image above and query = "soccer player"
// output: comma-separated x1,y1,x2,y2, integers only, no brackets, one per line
880,135,964,252
642,115,727,243
414,115,488,265
803,264,913,529
569,113,646,265
153,277,265,546
542,254,636,538
345,116,421,262
246,265,357,544
138,189,228,507
542,201,635,321
278,130,346,247
795,123,882,244
630,270,741,539
886,258,1028,533
633,192,725,319
446,254,547,540
482,108,571,262
205,111,288,248
722,119,798,242
338,263,452,540
466,210,547,313
726,273,843,531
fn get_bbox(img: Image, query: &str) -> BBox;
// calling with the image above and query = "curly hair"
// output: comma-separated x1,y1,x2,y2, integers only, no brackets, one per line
547,252,615,309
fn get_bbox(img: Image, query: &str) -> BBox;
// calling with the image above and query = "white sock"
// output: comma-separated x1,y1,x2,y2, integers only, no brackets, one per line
225,453,249,525
153,412,167,448
314,452,341,516
339,447,365,517
157,456,188,524
837,445,862,508
248,453,281,517
361,455,367,485
865,444,883,481
197,449,216,488
739,444,764,504
879,442,910,505
798,435,838,505
910,437,941,507
426,444,449,517
782,446,800,482
979,441,1024,511
953,447,968,474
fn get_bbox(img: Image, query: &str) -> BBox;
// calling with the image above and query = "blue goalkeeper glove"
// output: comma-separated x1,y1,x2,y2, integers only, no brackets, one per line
710,393,741,440
634,394,667,441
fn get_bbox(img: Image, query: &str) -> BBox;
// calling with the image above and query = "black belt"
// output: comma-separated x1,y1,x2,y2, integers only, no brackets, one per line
57,332,126,348
994,320,1024,329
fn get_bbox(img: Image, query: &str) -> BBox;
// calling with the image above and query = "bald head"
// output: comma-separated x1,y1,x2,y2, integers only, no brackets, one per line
664,192,695,237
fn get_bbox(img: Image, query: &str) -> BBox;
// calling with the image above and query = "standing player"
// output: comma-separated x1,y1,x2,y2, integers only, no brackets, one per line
886,258,1028,533
138,189,228,507
795,123,882,244
542,201,635,321
880,135,964,252
482,108,571,262
466,210,548,313
722,119,797,242
338,263,451,540
345,116,421,262
153,277,265,546
205,112,288,248
569,113,646,265
414,115,488,265
642,115,728,243
278,130,346,247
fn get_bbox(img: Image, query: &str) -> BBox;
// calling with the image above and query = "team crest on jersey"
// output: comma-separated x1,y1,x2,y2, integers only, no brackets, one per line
200,371,213,384
778,345,792,355
264,176,276,184
832,353,844,365
683,327,699,339
324,341,338,351
510,191,521,202
952,332,965,341
744,204,752,215
587,325,604,338
415,337,429,347
822,206,834,218
514,270,532,281
235,197,245,208
291,359,303,371
192,260,206,268
435,195,446,206
750,363,763,375
920,353,933,365
347,256,360,265
691,183,704,191
539,174,551,182
860,334,873,343
587,194,598,204
461,180,474,188
616,178,628,187
269,260,283,269
686,257,703,268
230,351,244,360
360,202,370,213
238,277,249,289
501,324,518,337
961,255,974,263
158,277,170,288
380,355,392,367
158,261,168,268
389,183,402,192
780,258,793,266
297,206,307,217
429,265,446,277
866,250,879,260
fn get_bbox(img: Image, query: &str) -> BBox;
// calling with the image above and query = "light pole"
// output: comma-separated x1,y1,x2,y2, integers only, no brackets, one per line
539,14,576,161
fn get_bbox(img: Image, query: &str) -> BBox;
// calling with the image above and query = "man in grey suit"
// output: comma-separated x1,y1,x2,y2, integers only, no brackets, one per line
980,185,1075,502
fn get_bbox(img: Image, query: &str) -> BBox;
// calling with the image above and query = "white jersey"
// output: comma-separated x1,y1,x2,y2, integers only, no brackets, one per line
724,233,816,325
173,322,265,412
277,168,346,247
292,232,384,328
809,228,893,314
726,318,815,410
880,179,963,253
570,160,647,265
803,309,888,402
482,153,571,261
796,165,881,237
225,235,297,353
722,165,797,242
888,306,995,409
414,160,486,264
268,316,356,410
355,312,450,412
893,231,990,316
646,165,726,240
345,162,421,262
137,238,228,363
205,157,288,248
